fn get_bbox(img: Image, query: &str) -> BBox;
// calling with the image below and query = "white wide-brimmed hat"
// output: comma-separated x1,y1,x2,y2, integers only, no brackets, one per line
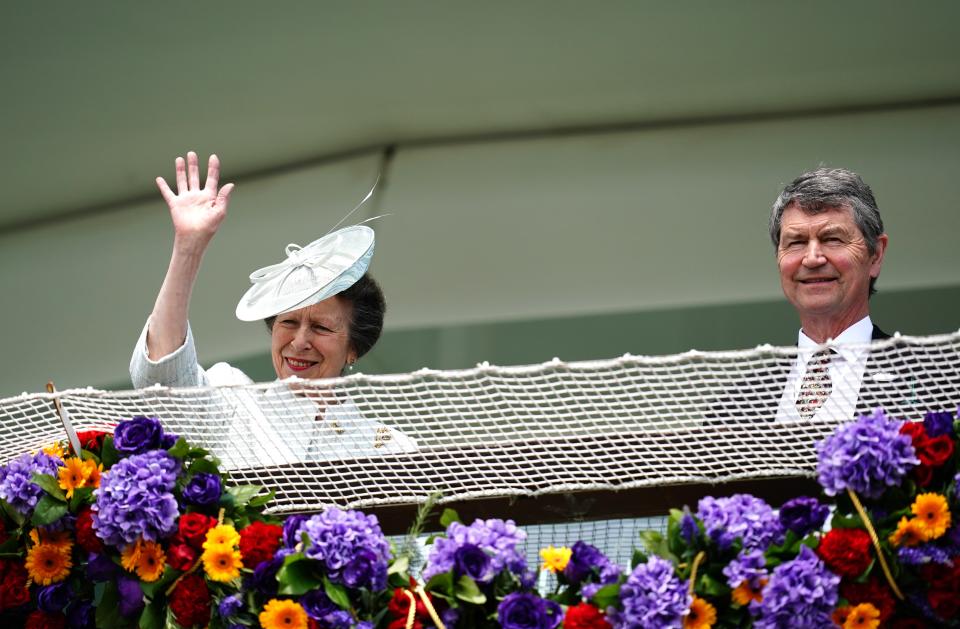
235,224,375,321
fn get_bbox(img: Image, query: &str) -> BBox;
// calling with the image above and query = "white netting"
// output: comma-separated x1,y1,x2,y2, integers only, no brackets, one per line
3,333,959,541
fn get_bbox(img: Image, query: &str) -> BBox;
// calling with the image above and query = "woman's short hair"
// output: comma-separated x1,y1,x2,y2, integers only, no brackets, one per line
264,273,386,359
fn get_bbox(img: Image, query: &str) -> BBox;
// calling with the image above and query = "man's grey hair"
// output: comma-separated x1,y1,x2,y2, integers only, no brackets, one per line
769,167,885,295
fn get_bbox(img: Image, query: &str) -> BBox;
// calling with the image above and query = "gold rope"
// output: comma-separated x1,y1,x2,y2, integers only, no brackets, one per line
165,556,203,597
403,589,417,629
846,488,904,600
688,550,706,596
415,584,447,629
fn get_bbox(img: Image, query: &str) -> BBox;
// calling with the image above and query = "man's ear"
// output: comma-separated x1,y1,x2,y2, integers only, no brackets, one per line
870,233,889,277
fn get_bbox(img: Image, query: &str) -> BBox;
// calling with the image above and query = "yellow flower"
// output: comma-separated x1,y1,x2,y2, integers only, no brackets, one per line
889,517,925,547
684,597,717,629
539,545,572,573
911,493,951,541
202,544,243,582
731,579,765,606
57,457,89,499
135,541,166,582
259,598,309,629
42,443,65,459
842,602,880,629
203,524,241,550
25,543,72,585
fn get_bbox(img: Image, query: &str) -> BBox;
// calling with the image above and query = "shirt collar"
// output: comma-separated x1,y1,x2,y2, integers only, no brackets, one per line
797,315,873,362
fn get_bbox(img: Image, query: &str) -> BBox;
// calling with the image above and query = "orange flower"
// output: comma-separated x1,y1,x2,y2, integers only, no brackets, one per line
889,517,924,547
842,602,880,629
135,541,166,582
684,597,717,629
260,598,308,629
121,539,143,572
25,543,72,585
911,493,951,541
731,579,765,606
29,528,72,552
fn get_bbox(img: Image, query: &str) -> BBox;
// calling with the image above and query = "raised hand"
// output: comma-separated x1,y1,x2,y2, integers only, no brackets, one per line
156,151,234,246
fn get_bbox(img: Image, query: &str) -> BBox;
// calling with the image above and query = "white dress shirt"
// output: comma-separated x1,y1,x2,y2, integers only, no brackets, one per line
775,315,874,423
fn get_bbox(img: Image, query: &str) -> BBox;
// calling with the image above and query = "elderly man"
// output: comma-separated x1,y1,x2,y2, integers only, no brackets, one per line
769,167,889,422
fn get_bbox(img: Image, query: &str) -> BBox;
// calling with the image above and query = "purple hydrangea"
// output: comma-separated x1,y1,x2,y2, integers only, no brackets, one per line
422,518,527,582
897,544,954,566
778,496,829,537
816,408,919,499
696,494,782,551
113,416,166,456
723,548,768,590
91,450,181,546
0,451,63,516
611,555,690,629
288,508,390,590
497,592,562,629
923,410,956,438
563,541,621,589
754,546,839,628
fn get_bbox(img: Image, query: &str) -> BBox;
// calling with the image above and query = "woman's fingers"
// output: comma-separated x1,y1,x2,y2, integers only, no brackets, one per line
175,156,187,194
156,177,176,205
216,182,235,209
204,154,220,192
187,151,200,190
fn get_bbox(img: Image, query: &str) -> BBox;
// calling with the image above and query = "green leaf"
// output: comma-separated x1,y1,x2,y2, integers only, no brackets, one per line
100,436,120,469
140,567,179,598
425,571,455,598
0,499,25,528
187,458,220,476
31,495,68,526
80,449,100,464
439,508,461,528
699,573,728,597
277,557,322,596
323,575,352,610
166,437,190,459
631,549,647,569
139,596,166,629
248,490,276,508
639,530,673,562
227,485,264,509
830,512,864,529
388,555,410,576
69,487,94,511
96,581,132,629
589,582,620,608
454,575,487,605
31,472,66,501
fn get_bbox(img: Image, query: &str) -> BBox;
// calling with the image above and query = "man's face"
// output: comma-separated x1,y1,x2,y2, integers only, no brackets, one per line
776,203,887,325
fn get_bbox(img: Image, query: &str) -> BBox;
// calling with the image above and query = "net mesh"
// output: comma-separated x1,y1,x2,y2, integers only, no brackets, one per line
3,332,958,565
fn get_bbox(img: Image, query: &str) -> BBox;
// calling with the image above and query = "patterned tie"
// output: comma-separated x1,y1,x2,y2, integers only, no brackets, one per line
796,349,833,419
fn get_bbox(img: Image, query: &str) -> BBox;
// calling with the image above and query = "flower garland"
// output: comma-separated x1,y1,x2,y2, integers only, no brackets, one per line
0,404,957,627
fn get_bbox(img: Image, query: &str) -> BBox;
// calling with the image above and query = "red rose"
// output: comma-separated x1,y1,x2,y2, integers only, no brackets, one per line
167,535,199,572
564,603,613,629
178,513,217,550
840,576,895,622
0,559,30,611
816,528,872,578
900,421,927,442
920,561,960,590
929,589,960,620
239,521,283,569
76,508,103,554
76,430,109,453
916,434,955,468
387,584,430,621
169,573,210,628
912,463,934,487
25,611,66,629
